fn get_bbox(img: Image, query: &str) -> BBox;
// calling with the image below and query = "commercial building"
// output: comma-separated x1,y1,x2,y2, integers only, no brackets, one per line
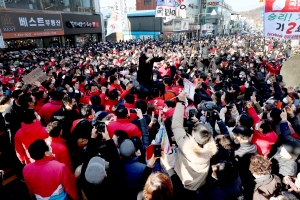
0,0,104,50
202,0,234,35
123,10,189,41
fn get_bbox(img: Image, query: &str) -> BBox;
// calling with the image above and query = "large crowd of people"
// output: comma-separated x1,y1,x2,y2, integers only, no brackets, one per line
1,34,300,200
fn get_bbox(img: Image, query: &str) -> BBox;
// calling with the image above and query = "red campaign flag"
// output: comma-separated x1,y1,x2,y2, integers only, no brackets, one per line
265,0,300,12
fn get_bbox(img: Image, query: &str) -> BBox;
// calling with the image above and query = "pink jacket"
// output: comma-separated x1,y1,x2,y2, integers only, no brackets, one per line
15,121,48,164
23,157,78,200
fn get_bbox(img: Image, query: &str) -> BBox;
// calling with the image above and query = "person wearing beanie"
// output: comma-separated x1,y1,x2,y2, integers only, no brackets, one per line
120,139,157,200
78,125,124,200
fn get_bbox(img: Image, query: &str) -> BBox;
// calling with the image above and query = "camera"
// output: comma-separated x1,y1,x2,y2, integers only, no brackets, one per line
201,101,217,117
186,109,198,126
92,120,106,133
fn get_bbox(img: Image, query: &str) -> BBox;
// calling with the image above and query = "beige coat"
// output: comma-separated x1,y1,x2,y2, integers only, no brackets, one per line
172,103,217,191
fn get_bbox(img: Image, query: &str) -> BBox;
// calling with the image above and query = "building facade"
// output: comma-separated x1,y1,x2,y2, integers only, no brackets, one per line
136,0,156,11
123,10,189,41
0,0,103,50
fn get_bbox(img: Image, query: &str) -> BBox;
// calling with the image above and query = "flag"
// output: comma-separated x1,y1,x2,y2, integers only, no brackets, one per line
106,0,127,36
155,122,171,154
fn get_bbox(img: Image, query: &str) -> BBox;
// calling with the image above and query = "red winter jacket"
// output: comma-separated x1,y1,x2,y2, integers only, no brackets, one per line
247,107,278,156
45,137,73,171
34,100,45,112
38,100,62,124
107,118,141,138
149,97,165,115
23,157,78,200
15,121,48,164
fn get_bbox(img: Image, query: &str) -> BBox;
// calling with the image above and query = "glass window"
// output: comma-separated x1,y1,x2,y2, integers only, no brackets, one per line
5,0,92,13
144,0,152,6
4,38,43,50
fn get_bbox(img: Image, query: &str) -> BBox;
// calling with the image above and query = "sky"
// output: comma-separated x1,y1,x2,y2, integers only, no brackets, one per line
100,0,263,12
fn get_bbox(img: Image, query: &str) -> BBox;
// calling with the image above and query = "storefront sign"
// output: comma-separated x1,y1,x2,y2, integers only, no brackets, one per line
66,21,100,28
207,1,220,6
0,11,64,39
62,14,102,35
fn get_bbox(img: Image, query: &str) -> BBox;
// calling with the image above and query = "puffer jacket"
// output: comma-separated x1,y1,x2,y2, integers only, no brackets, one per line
172,102,217,191
15,121,48,164
38,100,62,125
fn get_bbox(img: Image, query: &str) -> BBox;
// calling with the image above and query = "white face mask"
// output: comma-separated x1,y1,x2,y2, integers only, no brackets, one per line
153,77,157,81
162,107,168,112
26,67,29,70
146,54,152,58
117,80,120,85
283,97,288,104
39,62,44,66
51,59,55,62
239,74,243,78
261,69,265,73
12,68,16,71
133,72,137,76
267,80,271,84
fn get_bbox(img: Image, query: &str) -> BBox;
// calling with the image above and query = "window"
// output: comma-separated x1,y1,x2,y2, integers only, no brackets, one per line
144,0,152,6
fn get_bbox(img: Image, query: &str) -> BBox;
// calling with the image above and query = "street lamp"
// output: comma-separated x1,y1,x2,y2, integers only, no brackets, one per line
197,9,217,39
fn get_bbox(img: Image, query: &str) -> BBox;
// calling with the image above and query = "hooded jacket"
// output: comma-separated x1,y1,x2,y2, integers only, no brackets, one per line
15,121,48,164
172,102,217,191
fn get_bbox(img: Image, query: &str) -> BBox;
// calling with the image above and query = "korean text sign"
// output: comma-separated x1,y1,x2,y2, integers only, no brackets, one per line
155,0,176,18
106,0,127,36
22,68,48,84
0,11,64,39
264,0,300,39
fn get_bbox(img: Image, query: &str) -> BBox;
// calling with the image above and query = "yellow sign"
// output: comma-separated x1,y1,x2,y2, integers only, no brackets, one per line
259,0,264,2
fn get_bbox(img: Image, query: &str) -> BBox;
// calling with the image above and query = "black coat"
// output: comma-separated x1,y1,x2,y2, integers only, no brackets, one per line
50,107,81,140
137,54,164,86
3,101,23,137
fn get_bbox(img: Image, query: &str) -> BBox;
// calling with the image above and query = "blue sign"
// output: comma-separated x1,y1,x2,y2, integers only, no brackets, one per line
260,10,264,19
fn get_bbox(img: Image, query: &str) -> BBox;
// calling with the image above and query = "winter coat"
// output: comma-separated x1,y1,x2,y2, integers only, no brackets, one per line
3,101,23,136
122,157,152,200
38,100,62,125
15,121,48,164
253,174,281,200
172,103,217,191
45,137,73,171
50,107,81,140
137,54,164,86
208,169,243,200
247,107,278,156
107,118,141,139
23,157,78,200
80,139,123,200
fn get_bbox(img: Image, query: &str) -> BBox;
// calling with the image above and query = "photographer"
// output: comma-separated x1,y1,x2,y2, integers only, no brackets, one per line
78,121,123,200
172,91,217,199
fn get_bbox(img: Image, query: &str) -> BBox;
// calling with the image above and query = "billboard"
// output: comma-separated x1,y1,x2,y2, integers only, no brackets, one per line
0,11,64,39
264,0,300,39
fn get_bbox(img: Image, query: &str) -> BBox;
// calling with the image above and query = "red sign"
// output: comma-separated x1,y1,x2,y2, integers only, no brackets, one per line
265,0,300,12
